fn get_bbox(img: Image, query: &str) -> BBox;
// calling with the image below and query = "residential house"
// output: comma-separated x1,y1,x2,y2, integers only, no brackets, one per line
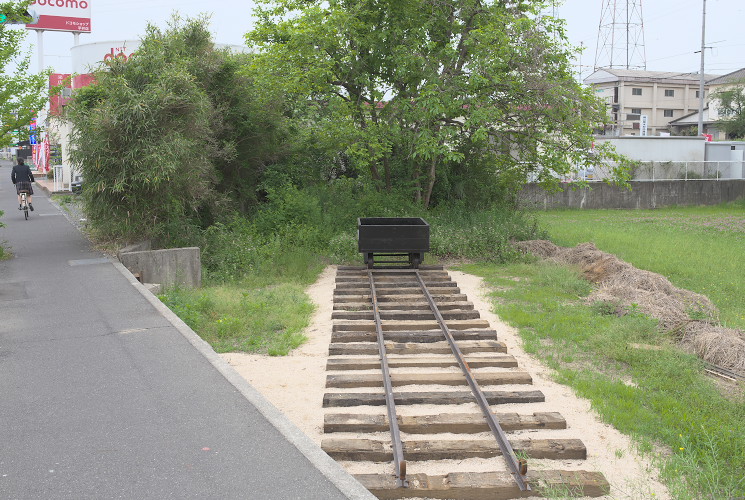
669,67,745,140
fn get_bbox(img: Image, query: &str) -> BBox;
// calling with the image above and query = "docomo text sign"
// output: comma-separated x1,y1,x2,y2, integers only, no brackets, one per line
27,0,91,33
32,0,89,8
104,47,136,64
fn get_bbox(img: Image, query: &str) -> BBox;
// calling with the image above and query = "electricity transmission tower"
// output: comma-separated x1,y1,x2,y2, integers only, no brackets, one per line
594,0,647,70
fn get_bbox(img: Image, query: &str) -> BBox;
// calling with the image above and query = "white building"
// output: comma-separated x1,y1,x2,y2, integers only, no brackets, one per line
585,68,720,136
669,67,745,140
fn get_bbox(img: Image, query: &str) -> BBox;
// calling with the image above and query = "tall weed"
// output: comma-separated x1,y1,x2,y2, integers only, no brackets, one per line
199,181,546,282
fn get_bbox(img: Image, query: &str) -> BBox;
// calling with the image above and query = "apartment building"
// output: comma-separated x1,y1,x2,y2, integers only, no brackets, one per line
584,68,720,136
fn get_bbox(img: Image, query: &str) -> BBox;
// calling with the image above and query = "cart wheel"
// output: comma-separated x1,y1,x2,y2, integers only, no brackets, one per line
409,253,421,269
367,253,374,269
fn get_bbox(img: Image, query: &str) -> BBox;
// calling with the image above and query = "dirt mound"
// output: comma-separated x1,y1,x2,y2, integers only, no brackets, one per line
518,240,745,374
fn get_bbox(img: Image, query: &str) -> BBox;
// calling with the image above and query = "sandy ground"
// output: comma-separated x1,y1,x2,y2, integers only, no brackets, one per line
221,266,670,499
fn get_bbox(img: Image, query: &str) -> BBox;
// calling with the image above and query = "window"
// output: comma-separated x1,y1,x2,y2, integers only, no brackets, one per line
631,108,642,114
696,90,705,98
664,89,675,97
664,110,674,118
632,88,642,96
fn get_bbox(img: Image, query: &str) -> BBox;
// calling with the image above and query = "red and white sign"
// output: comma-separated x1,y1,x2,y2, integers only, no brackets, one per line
49,73,72,115
26,0,91,33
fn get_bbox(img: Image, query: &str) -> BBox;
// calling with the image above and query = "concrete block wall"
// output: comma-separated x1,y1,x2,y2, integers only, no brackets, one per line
118,247,201,288
520,180,745,210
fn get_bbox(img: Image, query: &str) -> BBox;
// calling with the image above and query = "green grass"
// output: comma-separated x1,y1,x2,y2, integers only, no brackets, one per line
535,202,745,329
463,261,745,499
0,210,9,260
159,281,315,356
52,194,75,206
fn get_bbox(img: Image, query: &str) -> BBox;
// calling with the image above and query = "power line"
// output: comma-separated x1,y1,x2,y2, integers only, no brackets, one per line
594,0,647,71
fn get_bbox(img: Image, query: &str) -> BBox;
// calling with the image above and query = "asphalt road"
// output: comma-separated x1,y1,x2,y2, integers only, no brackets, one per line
0,160,373,500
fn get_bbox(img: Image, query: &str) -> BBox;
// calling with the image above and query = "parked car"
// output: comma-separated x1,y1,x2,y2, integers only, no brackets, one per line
576,165,596,181
71,175,83,193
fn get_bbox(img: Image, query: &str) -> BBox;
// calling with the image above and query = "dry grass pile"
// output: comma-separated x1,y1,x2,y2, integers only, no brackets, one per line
518,240,745,374
515,239,559,259
680,323,745,373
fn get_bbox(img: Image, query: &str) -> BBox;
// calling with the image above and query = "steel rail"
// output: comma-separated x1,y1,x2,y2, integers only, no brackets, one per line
704,361,745,382
367,270,407,487
413,270,531,492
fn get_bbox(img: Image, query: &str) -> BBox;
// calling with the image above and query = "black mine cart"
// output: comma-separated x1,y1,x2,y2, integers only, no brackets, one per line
357,217,430,269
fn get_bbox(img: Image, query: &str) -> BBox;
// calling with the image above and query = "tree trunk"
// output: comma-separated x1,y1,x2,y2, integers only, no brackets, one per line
413,164,422,203
423,156,438,208
356,111,382,184
382,155,392,192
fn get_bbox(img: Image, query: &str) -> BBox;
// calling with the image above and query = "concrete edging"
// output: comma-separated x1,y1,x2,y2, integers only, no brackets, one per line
110,260,376,500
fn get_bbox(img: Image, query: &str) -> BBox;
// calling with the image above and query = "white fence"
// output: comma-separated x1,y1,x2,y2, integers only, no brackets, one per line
577,161,744,182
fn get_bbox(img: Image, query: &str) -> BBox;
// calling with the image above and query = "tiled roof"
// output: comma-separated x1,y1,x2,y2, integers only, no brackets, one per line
585,68,720,84
669,107,714,125
706,68,745,85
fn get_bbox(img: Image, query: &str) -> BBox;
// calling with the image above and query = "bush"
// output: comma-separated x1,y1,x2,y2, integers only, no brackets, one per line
428,202,547,262
198,181,546,284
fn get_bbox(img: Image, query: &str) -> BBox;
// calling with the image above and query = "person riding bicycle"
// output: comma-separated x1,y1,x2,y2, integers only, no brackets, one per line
11,157,34,211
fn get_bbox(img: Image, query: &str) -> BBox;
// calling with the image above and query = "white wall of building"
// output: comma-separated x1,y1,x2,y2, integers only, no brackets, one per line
71,40,141,73
596,136,706,161
71,40,248,73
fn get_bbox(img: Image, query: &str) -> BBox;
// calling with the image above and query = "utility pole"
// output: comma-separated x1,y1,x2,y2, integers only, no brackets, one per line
697,0,707,136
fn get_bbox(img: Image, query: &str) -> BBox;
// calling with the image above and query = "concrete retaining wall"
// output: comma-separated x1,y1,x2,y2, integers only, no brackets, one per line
118,247,201,288
520,180,745,210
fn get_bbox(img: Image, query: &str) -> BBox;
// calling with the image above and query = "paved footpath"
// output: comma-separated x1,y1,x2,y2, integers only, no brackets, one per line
0,160,374,500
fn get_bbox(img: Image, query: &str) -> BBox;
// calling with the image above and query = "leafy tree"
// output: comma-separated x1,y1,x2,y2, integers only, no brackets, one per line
248,0,629,207
67,15,285,243
0,1,49,148
713,83,745,139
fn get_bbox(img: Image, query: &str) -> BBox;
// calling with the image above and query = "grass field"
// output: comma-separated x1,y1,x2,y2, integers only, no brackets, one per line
461,201,745,499
535,202,745,330
464,259,744,499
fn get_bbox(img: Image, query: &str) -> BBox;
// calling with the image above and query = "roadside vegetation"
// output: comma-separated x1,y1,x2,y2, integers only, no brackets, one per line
0,3,49,150
158,185,544,355
0,210,7,260
460,231,745,499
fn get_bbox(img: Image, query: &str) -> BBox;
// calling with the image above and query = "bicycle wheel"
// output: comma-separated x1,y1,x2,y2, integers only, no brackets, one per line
21,193,28,220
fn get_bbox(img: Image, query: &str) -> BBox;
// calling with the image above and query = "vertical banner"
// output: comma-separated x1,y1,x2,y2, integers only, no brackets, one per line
26,0,91,33
640,114,648,137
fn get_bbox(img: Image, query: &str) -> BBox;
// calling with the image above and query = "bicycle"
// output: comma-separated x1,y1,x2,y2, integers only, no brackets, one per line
19,190,30,220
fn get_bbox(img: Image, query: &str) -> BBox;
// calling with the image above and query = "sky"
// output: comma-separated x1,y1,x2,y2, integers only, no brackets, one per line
19,0,745,80
557,0,745,80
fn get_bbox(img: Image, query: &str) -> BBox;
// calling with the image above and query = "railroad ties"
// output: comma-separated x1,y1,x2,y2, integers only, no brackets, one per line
323,266,611,499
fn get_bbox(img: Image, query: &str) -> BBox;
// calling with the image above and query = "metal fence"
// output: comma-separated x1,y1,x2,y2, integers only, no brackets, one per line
577,161,744,182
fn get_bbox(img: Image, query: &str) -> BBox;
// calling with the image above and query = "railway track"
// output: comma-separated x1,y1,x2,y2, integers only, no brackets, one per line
322,266,610,499
704,362,745,382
